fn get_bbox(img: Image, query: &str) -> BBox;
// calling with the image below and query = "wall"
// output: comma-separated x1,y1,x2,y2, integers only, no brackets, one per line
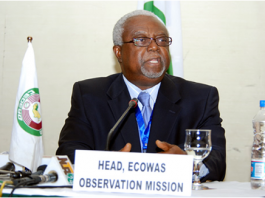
0,1,265,182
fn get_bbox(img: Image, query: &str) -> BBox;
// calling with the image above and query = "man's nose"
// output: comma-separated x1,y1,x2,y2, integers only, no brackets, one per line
147,38,159,51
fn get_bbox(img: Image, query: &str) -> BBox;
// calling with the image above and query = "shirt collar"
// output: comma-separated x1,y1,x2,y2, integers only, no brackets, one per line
122,75,161,110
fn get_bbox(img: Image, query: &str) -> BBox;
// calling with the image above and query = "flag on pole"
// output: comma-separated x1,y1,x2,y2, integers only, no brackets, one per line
9,37,43,172
137,1,183,77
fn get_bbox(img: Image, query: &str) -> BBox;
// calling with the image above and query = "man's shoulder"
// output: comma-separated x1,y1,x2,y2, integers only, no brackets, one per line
165,74,215,90
76,73,121,86
72,73,123,95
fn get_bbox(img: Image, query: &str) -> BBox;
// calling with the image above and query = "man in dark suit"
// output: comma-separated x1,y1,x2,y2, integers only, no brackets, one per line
56,10,226,182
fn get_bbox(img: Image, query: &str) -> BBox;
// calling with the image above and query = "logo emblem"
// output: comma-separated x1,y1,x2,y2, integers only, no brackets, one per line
57,157,74,185
17,88,42,136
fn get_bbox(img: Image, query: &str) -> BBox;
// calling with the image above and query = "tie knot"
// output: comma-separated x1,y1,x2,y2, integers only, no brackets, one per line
138,92,150,107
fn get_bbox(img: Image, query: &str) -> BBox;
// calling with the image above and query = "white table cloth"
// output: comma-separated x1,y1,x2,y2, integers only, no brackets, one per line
2,181,265,197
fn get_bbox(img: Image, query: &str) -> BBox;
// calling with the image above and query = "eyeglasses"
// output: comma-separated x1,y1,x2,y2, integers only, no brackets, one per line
123,36,172,47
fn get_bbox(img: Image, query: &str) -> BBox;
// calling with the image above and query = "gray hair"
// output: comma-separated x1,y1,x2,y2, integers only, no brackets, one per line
113,10,161,46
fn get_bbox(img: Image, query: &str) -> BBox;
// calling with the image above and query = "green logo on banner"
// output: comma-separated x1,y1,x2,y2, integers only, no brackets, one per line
17,88,42,136
67,173,74,184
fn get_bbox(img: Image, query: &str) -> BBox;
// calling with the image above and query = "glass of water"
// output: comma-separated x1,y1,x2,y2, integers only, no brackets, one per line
184,129,212,190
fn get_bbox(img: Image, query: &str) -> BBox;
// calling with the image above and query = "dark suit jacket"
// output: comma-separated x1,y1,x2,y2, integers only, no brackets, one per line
56,73,226,182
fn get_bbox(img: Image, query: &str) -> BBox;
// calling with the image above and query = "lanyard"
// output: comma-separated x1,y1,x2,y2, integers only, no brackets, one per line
135,106,153,153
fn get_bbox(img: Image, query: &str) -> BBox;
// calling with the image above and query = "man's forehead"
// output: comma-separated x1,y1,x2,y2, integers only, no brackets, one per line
131,30,168,36
126,15,159,25
124,16,168,35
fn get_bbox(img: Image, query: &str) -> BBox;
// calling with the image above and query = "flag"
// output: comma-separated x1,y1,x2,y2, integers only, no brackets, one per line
9,37,43,172
137,1,183,77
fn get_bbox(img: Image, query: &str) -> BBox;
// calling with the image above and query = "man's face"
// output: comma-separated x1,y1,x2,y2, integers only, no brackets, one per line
114,15,170,89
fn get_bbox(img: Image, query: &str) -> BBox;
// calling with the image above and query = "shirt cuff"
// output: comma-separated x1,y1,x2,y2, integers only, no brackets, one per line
199,164,209,177
192,164,209,181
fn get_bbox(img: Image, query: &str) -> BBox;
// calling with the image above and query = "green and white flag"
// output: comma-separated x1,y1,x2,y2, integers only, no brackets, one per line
137,0,183,77
9,39,43,172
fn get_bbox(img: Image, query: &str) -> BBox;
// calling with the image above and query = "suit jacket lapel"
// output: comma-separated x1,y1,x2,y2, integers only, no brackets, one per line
106,74,141,151
147,74,182,152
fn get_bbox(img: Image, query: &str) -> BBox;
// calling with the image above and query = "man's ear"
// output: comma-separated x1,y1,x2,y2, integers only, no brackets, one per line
113,45,122,63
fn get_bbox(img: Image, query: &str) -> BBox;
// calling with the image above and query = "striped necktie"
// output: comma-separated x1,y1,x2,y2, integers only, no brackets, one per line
138,92,152,128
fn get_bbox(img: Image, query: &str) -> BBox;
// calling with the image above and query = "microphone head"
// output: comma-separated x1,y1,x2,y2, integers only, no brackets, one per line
37,165,47,172
129,98,138,108
0,162,15,172
31,165,47,176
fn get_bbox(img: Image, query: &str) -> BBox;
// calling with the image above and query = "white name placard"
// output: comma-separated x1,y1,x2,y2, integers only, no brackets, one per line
73,150,193,196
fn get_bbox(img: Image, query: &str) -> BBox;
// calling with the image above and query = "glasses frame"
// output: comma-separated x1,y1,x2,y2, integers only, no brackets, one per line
123,36,172,47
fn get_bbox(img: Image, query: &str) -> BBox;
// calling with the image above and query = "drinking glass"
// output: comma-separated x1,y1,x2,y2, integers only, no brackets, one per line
184,129,212,190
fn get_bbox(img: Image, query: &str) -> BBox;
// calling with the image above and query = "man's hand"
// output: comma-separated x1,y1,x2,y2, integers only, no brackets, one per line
156,140,187,155
120,143,132,152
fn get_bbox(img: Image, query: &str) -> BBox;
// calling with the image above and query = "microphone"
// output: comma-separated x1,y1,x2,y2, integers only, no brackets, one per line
31,165,47,176
10,165,49,186
105,98,138,151
12,171,58,186
5,170,31,179
1,165,46,179
0,163,33,181
0,162,15,174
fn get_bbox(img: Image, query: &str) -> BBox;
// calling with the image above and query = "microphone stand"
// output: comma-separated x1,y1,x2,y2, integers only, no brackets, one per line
105,98,138,151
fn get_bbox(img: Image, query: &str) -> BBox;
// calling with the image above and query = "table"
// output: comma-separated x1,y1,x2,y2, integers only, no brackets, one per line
2,181,265,197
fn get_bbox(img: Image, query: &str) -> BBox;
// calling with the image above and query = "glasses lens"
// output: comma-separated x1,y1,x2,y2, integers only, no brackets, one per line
134,38,150,46
156,37,171,46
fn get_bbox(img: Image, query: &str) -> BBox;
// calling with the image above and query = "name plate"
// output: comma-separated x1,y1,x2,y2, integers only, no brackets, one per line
73,150,193,196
